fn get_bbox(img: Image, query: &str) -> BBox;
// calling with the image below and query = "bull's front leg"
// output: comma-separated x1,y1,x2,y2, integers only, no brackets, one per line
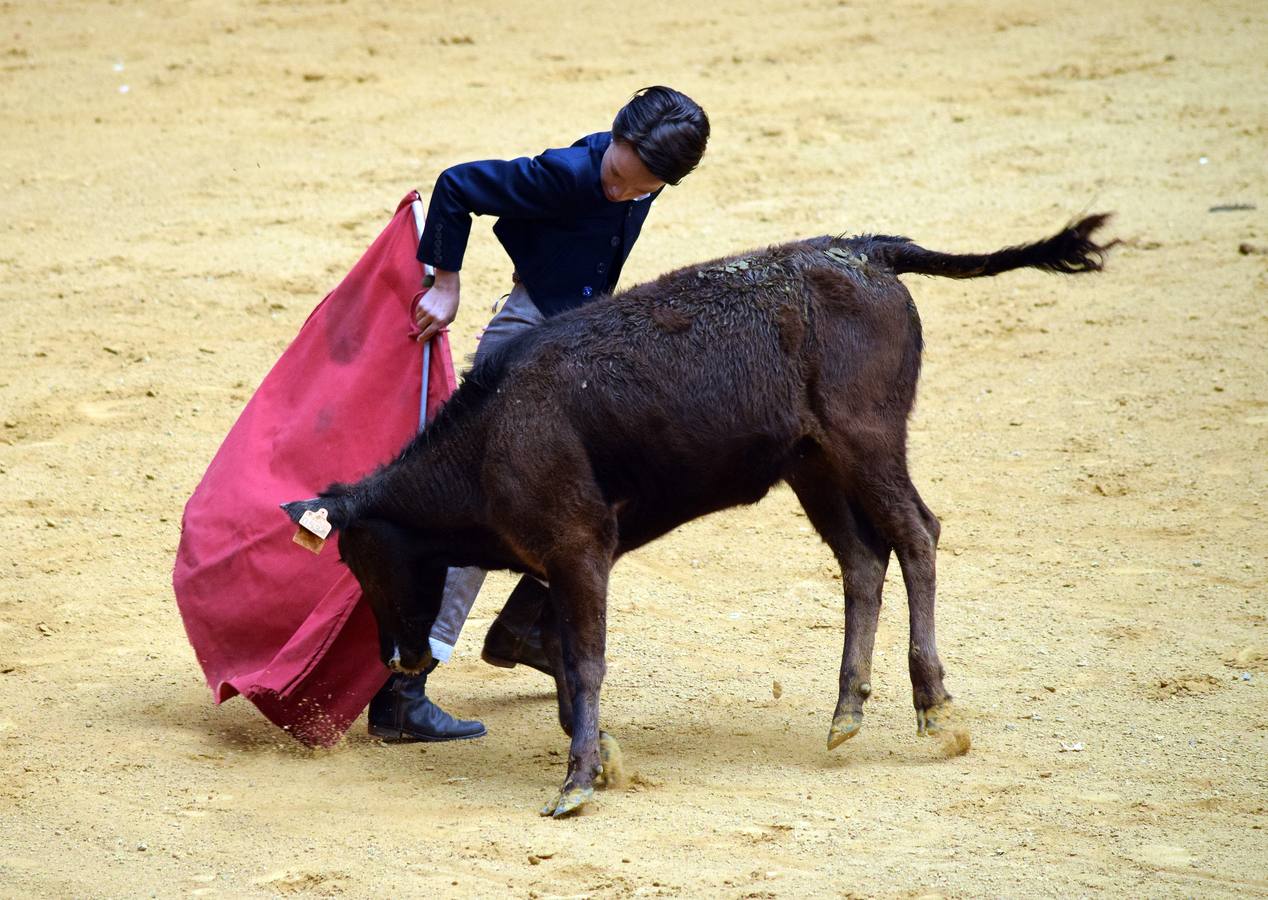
539,553,612,818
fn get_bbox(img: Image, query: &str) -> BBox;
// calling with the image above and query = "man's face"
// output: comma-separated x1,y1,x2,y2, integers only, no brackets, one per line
600,139,665,202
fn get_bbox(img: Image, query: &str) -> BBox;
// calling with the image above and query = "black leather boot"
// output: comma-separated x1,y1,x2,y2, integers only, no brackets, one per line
367,665,486,742
482,576,553,677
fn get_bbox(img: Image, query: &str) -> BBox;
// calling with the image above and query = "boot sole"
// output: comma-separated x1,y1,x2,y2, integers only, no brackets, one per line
368,724,487,743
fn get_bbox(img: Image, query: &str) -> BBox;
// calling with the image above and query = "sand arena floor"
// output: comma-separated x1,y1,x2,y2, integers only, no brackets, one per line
1,0,1265,896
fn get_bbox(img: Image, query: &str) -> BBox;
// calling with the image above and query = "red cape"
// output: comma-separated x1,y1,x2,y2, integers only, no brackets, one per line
172,193,457,747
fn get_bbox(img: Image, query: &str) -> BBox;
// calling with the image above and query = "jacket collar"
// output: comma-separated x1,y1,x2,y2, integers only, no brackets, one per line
573,131,615,204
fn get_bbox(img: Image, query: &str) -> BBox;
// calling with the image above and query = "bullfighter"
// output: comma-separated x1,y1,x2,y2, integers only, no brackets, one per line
368,85,711,742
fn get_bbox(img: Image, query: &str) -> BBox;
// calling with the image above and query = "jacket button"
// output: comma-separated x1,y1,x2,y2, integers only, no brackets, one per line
582,286,593,298
597,262,607,274
610,236,620,247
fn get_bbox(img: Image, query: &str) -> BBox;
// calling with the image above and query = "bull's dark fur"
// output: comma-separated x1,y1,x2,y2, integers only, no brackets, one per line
284,214,1114,816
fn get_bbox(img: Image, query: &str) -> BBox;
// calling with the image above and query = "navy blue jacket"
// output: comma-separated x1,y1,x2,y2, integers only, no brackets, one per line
417,131,661,317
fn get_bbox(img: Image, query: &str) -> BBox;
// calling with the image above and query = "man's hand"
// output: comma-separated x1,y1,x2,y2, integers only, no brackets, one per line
415,269,460,343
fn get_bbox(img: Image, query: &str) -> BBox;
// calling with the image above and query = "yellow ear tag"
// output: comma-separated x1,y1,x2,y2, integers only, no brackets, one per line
293,507,331,555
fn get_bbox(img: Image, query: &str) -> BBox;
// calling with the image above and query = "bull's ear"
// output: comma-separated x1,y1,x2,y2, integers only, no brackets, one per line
280,498,321,525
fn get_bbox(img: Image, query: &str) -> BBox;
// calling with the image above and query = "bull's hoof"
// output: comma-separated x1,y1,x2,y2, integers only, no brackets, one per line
916,702,951,737
540,785,595,818
596,732,627,789
827,711,864,750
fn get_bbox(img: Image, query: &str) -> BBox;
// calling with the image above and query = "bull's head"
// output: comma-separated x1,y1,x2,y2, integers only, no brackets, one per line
374,563,447,676
338,530,448,676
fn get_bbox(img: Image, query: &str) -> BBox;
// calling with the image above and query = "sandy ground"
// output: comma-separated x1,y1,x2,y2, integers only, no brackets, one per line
2,0,1266,896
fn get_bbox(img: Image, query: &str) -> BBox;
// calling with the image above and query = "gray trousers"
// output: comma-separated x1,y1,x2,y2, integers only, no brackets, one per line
427,284,545,661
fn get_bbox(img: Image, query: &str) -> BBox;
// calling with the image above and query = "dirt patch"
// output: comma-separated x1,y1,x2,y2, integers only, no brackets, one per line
1224,646,1268,672
255,870,350,895
1149,673,1226,700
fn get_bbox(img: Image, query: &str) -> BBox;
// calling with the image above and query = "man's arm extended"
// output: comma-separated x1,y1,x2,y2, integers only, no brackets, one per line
414,153,583,341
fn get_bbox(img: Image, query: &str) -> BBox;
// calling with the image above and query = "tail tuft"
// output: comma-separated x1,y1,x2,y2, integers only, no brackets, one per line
1030,214,1118,274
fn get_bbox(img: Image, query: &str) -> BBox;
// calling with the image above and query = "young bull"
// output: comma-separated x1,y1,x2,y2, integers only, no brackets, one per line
284,215,1114,817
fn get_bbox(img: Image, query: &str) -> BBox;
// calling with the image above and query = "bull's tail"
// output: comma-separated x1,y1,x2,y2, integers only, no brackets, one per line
878,214,1116,280
280,483,359,533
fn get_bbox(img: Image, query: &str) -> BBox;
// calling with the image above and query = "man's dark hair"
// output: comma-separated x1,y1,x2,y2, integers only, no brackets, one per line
612,86,710,186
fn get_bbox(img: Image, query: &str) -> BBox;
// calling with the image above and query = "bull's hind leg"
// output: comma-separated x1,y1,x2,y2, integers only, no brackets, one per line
788,460,890,749
906,485,950,733
854,469,952,735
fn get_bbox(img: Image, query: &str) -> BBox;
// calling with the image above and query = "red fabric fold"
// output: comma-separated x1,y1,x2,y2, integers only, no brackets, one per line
172,193,458,747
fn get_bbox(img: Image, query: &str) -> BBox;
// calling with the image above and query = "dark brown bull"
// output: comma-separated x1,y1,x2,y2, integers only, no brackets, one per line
285,214,1114,816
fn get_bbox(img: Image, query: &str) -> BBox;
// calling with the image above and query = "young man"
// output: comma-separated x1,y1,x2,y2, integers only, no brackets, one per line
366,86,710,742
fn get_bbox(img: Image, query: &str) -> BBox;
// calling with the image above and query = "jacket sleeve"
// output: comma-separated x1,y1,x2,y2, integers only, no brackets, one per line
417,153,585,271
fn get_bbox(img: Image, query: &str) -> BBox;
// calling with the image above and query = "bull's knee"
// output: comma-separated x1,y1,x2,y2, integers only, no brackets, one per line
916,499,940,548
573,657,607,690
